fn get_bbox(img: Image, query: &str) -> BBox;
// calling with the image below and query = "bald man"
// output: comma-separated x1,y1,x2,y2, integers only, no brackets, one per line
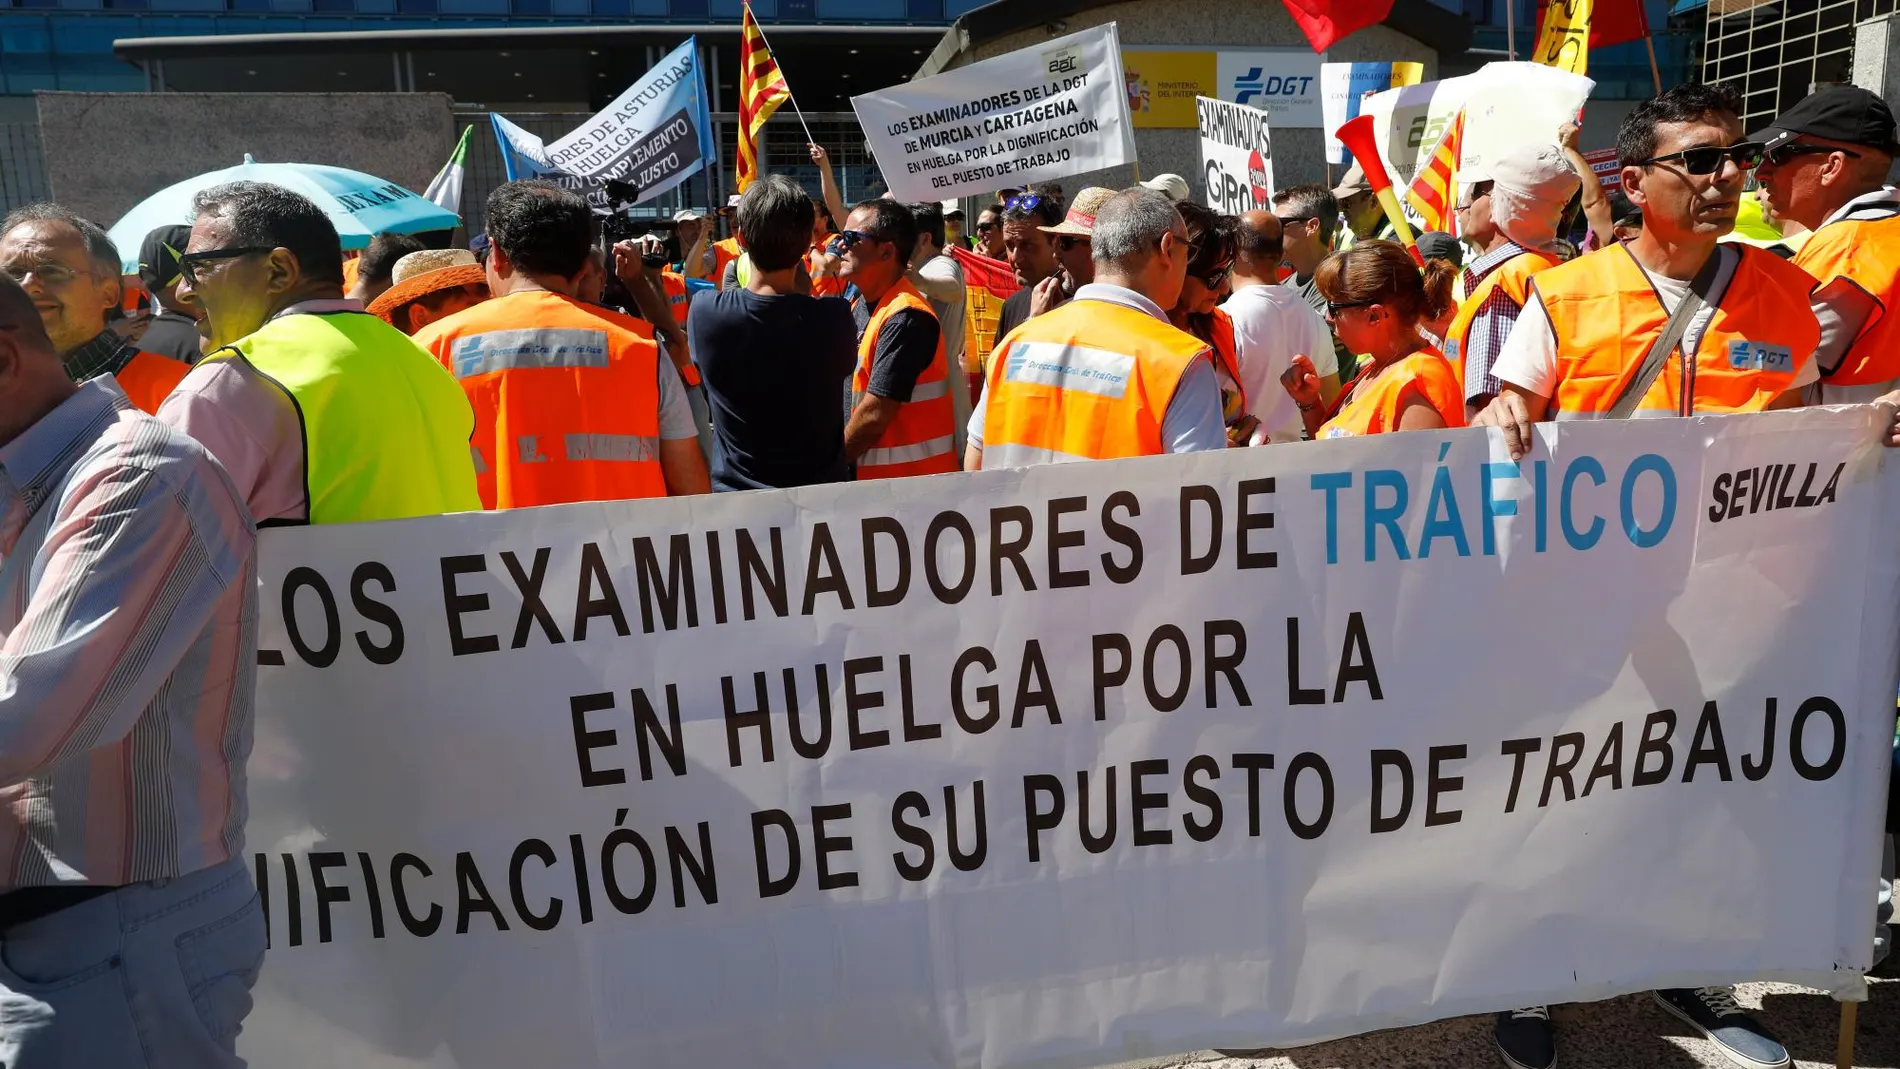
1220,209,1338,442
0,271,262,1067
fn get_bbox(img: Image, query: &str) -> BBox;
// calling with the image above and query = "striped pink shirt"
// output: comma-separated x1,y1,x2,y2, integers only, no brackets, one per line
0,378,257,888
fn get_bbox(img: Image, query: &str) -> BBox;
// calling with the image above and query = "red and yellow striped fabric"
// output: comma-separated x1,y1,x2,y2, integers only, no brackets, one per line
738,3,790,191
1405,107,1465,236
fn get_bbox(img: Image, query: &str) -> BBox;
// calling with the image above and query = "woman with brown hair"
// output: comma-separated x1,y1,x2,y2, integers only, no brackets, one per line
1168,201,1255,443
1282,239,1465,439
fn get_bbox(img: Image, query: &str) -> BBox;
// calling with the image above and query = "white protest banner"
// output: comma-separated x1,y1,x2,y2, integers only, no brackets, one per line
543,37,714,203
1359,61,1594,184
239,410,1898,1069
853,23,1136,202
1214,50,1324,128
1197,96,1275,214
1320,61,1425,165
488,113,615,213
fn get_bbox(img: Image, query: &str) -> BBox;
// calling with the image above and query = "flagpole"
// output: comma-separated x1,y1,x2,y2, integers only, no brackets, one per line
746,4,817,147
1507,0,1518,60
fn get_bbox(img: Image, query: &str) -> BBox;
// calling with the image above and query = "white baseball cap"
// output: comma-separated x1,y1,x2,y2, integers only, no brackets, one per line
1140,173,1191,202
673,209,704,223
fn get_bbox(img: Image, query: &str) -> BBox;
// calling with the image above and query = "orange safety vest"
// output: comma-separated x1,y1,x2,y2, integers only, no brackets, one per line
660,270,692,325
414,289,668,509
1532,243,1819,419
1318,345,1466,438
852,279,958,479
980,296,1208,467
1189,307,1249,425
1444,247,1562,392
1791,205,1900,387
807,242,846,298
115,349,190,415
712,238,742,283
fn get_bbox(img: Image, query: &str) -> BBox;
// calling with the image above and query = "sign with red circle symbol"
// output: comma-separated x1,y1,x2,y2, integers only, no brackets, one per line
1247,149,1272,207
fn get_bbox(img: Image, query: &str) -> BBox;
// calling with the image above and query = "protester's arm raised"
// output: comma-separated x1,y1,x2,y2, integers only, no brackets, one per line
810,143,850,234
681,228,713,281
1559,122,1613,249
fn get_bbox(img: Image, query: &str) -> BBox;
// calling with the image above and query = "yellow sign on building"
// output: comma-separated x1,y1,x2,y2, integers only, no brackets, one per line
1122,50,1217,129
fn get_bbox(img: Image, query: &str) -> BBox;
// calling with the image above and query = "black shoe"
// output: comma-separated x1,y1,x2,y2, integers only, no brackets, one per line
1653,988,1790,1069
1494,1006,1555,1069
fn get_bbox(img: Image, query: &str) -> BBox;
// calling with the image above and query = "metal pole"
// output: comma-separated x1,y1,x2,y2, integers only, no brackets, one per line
709,41,728,208
1507,0,1518,60
407,52,417,93
392,52,403,91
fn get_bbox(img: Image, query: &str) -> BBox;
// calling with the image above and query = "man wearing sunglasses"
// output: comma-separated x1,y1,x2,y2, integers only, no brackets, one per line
839,199,959,479
991,193,1067,364
0,205,190,415
1753,85,1900,403
1478,82,1819,460
1479,82,1822,1069
973,204,1008,260
968,186,1226,470
158,181,480,525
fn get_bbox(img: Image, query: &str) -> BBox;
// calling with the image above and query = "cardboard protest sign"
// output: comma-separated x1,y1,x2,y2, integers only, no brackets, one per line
853,24,1136,202
1321,61,1426,165
239,410,1896,1069
1358,61,1594,185
1197,96,1275,214
543,37,714,204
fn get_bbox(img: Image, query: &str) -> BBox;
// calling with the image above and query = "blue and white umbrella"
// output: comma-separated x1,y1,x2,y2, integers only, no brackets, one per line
107,155,459,273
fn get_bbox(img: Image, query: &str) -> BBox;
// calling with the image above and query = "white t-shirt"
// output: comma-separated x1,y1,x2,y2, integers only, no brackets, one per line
1490,245,1818,403
1220,282,1338,444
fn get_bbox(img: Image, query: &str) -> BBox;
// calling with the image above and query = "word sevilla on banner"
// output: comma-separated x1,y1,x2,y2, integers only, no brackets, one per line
237,410,1897,1069
1197,96,1276,215
852,23,1136,202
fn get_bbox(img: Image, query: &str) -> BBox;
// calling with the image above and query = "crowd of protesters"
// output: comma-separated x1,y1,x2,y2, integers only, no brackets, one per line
0,75,1895,1069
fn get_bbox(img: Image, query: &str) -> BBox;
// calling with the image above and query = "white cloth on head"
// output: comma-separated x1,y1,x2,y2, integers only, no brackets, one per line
1484,144,1582,252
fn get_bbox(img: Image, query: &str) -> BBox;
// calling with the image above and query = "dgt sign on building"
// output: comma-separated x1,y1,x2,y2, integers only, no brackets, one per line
1124,48,1323,128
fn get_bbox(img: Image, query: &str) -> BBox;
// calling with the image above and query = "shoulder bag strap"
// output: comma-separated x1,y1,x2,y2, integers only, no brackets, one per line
1605,247,1727,420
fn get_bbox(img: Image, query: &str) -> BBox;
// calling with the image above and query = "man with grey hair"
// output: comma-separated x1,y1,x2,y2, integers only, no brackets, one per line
966,186,1226,469
0,203,192,413
160,180,480,524
0,269,261,1067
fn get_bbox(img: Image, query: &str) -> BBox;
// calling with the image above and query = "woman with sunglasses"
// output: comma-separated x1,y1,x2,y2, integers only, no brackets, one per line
1281,240,1464,439
1167,202,1255,443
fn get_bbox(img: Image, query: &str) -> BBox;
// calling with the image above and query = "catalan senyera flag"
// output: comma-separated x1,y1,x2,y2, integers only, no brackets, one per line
738,2,790,191
1404,107,1465,237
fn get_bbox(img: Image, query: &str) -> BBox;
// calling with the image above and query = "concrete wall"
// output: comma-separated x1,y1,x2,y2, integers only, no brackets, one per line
947,0,1441,196
36,91,456,228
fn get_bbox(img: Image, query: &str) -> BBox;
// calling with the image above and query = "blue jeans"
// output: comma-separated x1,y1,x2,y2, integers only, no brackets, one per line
0,856,265,1067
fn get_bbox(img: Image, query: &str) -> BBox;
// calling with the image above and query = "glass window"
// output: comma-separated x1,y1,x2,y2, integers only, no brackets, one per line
815,0,902,16
514,0,550,10
311,0,352,10
717,0,770,14
396,0,434,11
107,0,152,9
440,0,506,12
54,17,141,53
671,0,705,12
907,0,941,16
0,19,52,49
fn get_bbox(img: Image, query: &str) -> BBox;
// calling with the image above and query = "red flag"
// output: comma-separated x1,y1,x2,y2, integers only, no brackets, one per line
1280,0,1397,52
950,245,1018,300
1587,0,1651,48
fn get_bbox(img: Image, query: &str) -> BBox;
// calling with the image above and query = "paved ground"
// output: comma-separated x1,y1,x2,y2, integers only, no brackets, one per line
1111,977,1897,1069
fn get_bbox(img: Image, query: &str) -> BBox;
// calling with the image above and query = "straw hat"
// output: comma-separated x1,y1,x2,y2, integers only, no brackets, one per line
366,249,487,323
1039,186,1118,237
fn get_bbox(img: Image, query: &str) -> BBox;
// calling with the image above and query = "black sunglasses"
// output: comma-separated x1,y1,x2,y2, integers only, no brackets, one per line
1327,299,1373,318
975,221,999,232
1639,141,1764,176
1194,261,1234,287
1763,142,1863,168
178,245,274,285
829,229,888,254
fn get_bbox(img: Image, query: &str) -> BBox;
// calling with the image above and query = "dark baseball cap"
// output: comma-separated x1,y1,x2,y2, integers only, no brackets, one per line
1754,85,1899,155
1415,231,1463,267
138,224,192,291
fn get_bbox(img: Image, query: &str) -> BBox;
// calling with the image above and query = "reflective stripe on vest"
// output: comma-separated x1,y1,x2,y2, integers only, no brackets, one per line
1444,249,1560,392
418,289,668,509
226,312,481,525
1794,209,1900,386
980,297,1206,468
851,279,958,480
1532,243,1819,418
